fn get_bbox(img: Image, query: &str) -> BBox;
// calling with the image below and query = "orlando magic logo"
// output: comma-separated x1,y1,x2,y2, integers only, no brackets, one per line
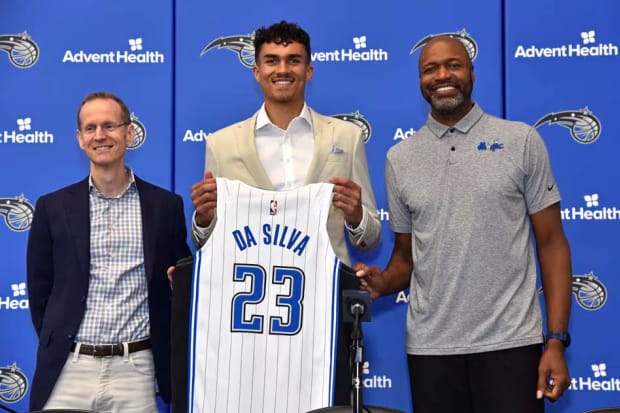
572,272,607,311
539,271,607,311
128,113,147,150
331,111,372,144
534,107,601,144
0,195,34,232
201,33,255,68
410,29,478,61
0,363,28,403
0,32,40,68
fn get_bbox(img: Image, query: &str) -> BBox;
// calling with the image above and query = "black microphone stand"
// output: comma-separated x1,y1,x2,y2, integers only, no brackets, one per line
307,290,405,413
350,301,365,413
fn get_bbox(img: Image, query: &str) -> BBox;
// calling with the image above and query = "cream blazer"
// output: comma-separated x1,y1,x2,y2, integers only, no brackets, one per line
196,109,381,265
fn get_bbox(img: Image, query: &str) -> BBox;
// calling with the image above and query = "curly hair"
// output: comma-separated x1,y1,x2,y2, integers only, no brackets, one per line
254,20,311,62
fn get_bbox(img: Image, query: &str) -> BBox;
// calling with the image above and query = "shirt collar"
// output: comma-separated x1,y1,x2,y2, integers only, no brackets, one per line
426,103,484,139
89,167,136,199
255,102,313,132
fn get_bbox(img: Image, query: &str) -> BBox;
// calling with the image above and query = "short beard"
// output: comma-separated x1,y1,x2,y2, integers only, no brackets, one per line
429,93,465,115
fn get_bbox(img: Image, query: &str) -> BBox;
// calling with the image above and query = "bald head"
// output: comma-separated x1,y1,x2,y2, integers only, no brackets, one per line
417,35,475,125
419,36,473,74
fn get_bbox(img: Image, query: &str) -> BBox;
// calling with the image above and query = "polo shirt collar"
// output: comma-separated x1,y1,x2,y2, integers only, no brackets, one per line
426,103,484,138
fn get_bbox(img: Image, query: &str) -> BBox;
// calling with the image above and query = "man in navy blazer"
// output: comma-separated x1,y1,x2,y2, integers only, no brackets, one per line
27,91,191,412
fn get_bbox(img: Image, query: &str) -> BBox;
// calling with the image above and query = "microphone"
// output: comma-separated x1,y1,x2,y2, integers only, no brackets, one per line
342,290,371,323
350,301,366,318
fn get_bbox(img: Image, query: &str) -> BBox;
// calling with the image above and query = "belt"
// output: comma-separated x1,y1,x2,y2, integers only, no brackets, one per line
71,338,151,357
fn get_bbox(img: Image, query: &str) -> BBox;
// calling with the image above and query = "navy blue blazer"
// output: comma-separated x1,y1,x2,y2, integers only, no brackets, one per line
26,175,191,411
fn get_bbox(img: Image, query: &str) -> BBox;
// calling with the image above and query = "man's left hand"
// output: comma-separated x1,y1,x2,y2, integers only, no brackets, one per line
537,342,570,401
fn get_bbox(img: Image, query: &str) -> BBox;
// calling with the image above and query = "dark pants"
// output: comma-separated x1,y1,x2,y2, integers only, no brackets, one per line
408,344,545,413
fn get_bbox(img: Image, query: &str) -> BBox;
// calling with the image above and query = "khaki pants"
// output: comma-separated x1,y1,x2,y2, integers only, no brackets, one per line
44,345,158,413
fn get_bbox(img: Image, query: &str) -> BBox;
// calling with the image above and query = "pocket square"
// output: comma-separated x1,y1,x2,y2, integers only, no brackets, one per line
330,144,344,154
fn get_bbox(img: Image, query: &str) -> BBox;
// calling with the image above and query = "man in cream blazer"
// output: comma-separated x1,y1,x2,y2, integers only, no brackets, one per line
190,21,381,264
172,21,381,411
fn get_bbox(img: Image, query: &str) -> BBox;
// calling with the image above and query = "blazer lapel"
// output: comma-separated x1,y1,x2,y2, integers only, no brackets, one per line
305,110,332,185
136,177,156,282
64,178,91,280
237,114,274,189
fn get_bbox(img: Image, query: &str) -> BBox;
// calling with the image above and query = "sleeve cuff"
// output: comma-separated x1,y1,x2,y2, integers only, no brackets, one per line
344,205,368,236
191,210,214,243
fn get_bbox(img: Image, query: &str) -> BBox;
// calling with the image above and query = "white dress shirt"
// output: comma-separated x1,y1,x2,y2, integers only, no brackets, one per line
255,103,314,190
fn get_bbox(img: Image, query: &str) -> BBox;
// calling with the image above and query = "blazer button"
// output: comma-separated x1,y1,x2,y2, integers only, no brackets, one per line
67,333,73,339
80,296,87,303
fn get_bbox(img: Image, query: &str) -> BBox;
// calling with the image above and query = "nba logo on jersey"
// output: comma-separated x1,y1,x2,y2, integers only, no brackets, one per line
269,199,278,215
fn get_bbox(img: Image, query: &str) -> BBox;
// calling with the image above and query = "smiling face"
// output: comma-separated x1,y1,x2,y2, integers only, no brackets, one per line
253,40,313,110
418,36,475,125
76,97,134,171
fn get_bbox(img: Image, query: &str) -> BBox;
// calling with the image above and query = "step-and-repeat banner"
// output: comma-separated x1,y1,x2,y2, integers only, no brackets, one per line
505,1,620,411
1,0,618,412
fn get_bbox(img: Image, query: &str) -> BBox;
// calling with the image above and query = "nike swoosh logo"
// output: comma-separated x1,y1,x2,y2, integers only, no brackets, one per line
547,184,555,191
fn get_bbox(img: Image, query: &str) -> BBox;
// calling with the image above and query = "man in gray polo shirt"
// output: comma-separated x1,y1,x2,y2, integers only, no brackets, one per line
355,36,572,413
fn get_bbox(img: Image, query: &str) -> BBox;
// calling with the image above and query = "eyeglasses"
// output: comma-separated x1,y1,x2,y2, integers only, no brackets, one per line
81,122,130,136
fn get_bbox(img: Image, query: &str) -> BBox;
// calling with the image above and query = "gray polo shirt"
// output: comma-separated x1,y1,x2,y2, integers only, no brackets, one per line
386,104,561,355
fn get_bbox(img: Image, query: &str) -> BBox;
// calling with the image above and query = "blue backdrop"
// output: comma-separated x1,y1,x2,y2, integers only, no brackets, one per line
1,0,618,412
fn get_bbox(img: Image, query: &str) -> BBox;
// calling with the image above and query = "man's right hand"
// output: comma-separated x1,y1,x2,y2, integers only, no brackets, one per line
353,263,385,299
191,170,217,227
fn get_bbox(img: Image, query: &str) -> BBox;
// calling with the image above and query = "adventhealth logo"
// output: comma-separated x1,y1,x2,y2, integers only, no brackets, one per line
561,193,620,221
362,361,393,389
182,129,211,142
569,362,620,392
395,291,408,304
129,38,143,51
312,35,388,62
581,30,595,44
1,118,54,144
62,38,165,64
393,127,416,140
353,36,367,49
593,363,607,378
514,30,618,59
11,283,25,296
0,283,29,310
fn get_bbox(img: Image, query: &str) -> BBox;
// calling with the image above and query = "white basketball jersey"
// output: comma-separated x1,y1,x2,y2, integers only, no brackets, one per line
188,177,342,413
